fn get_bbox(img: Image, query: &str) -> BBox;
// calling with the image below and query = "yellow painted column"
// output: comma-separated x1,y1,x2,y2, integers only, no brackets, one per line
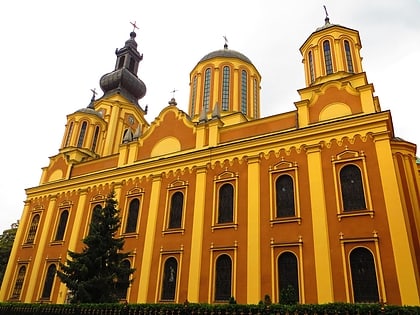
25,195,58,302
187,166,207,302
0,201,31,301
247,155,261,303
374,133,420,305
138,174,162,302
305,144,334,303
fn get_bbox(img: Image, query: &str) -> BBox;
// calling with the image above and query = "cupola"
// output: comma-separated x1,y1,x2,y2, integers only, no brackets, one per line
188,42,261,121
299,13,363,87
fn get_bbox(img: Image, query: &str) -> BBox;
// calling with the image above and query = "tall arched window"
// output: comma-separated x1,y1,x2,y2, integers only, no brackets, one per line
65,122,74,147
350,247,379,302
215,254,232,301
41,264,57,300
276,175,295,218
91,126,100,152
253,78,258,118
54,209,69,241
191,75,197,116
218,183,234,224
340,164,366,211
26,214,40,244
241,70,248,114
308,51,315,83
222,66,230,111
323,40,333,75
125,198,140,233
116,259,131,300
344,40,354,73
11,265,26,299
77,121,88,148
278,252,299,304
88,204,102,235
203,68,211,113
168,192,184,229
161,257,178,301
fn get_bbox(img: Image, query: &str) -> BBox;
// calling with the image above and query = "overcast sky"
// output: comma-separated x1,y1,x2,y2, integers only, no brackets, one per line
1,0,419,232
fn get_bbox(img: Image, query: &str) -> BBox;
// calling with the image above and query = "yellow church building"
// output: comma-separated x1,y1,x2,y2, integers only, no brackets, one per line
1,15,420,306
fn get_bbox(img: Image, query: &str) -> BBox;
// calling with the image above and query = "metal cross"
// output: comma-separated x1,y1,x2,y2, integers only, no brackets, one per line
130,21,139,32
90,88,98,100
171,89,178,98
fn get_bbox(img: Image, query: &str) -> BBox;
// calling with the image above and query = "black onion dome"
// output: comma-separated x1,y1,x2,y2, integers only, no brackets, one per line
199,48,253,64
100,68,146,103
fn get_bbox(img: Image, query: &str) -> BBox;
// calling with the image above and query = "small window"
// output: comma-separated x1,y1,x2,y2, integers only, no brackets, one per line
118,56,125,69
308,51,315,83
344,40,354,73
88,204,102,235
77,121,87,148
203,68,211,113
191,75,197,116
323,40,333,75
241,70,248,114
214,254,232,301
350,247,379,302
218,184,234,224
116,260,131,300
41,264,57,300
275,175,295,218
222,66,230,111
91,126,100,152
161,257,178,301
340,164,366,211
11,265,26,300
65,122,74,147
54,210,69,241
168,192,184,229
125,198,140,233
26,214,40,244
128,58,135,72
278,252,299,304
253,78,258,118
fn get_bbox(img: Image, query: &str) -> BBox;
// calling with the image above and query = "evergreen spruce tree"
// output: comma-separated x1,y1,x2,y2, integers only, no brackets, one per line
57,191,134,303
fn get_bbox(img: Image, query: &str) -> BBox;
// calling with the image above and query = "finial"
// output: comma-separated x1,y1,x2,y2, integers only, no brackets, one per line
323,5,330,24
90,88,98,101
130,21,139,32
171,88,178,98
88,88,97,108
223,35,228,49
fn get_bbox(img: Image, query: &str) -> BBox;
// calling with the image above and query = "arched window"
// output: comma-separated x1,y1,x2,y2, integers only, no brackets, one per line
215,254,232,301
26,214,40,244
11,265,26,299
344,40,354,73
161,257,178,301
278,252,299,304
91,126,100,152
116,259,131,300
191,75,197,116
65,122,74,147
77,121,87,148
241,70,248,114
203,68,211,113
253,78,258,118
218,183,234,224
222,66,230,111
323,40,333,75
41,264,57,300
350,247,379,302
340,164,366,211
118,56,125,69
168,192,184,229
88,204,102,235
54,209,69,241
276,175,295,217
125,199,140,233
308,51,315,83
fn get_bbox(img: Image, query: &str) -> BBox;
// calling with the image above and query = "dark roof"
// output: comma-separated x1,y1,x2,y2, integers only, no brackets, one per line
199,48,253,64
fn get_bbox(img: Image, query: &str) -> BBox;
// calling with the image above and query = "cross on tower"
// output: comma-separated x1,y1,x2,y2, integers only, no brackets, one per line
90,88,98,100
130,21,139,32
171,88,178,98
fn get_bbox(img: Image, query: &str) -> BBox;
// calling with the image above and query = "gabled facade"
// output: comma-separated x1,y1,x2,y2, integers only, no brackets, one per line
1,17,420,306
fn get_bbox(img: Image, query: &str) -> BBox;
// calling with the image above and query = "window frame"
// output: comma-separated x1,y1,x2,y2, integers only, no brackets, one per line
160,257,179,301
323,40,334,75
40,262,58,301
269,160,301,225
332,149,373,220
163,180,188,234
221,65,230,111
9,264,28,301
157,250,183,303
24,211,42,245
212,171,239,230
53,206,70,242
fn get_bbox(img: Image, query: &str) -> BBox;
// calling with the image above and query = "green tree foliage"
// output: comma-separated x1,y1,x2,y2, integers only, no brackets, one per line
0,222,18,286
57,191,134,303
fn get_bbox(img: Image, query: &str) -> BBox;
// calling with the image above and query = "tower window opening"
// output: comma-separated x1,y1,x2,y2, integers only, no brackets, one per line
203,68,211,113
253,78,258,118
191,75,197,116
323,40,333,75
77,121,87,148
344,40,354,73
91,126,100,152
129,58,135,72
118,56,125,69
241,70,248,115
222,66,230,111
308,51,315,83
65,122,74,147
